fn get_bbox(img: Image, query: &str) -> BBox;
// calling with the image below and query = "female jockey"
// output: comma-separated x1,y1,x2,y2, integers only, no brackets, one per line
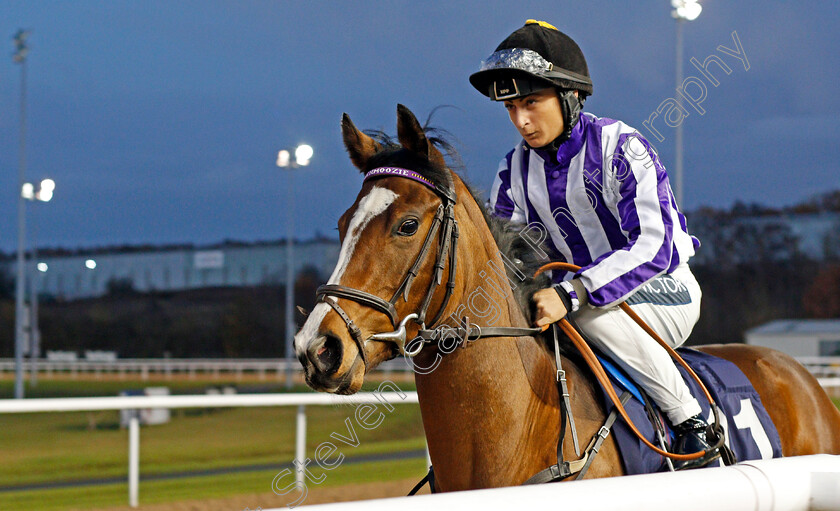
469,20,719,469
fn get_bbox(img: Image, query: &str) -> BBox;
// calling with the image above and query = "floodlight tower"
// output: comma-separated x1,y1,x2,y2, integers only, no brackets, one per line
672,0,702,206
276,144,313,389
13,29,31,399
22,178,55,386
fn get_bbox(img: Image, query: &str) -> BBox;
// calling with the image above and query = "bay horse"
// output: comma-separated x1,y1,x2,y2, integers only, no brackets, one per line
295,104,840,491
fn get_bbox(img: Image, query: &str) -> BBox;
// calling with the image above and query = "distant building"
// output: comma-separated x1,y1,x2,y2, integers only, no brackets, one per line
744,319,840,357
0,238,340,300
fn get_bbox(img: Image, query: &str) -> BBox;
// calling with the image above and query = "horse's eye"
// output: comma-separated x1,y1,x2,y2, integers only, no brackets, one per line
397,219,419,236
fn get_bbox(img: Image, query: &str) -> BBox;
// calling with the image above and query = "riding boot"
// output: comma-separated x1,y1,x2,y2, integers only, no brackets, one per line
671,414,721,470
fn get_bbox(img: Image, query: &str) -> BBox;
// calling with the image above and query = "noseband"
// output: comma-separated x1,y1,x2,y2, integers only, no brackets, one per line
315,167,460,362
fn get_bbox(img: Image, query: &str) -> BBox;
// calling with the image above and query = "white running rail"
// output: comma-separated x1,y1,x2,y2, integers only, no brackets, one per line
0,357,412,381
268,455,840,511
0,388,420,508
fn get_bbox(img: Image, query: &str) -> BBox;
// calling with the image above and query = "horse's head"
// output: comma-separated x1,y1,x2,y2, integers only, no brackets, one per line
296,105,461,394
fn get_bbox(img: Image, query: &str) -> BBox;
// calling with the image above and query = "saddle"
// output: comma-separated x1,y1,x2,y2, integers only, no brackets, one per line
408,331,783,494
595,347,783,474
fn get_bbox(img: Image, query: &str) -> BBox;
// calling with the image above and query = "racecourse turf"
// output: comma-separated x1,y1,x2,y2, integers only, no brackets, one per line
0,458,429,511
0,378,425,510
2,379,838,511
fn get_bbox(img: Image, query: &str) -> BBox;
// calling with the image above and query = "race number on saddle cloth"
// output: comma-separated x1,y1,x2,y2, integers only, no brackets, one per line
597,347,783,474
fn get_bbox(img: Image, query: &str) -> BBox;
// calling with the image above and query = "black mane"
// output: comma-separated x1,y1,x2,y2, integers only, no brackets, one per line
363,128,458,195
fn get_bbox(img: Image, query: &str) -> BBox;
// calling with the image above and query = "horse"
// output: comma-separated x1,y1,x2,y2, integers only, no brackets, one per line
294,104,840,492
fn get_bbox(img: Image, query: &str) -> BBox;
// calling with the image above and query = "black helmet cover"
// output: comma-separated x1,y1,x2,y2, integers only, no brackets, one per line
470,20,593,101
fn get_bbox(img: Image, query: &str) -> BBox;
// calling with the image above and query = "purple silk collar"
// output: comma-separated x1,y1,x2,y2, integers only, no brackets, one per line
363,167,437,192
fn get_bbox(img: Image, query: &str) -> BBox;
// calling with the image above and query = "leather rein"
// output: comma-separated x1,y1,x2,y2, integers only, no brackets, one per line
315,165,728,485
314,166,543,364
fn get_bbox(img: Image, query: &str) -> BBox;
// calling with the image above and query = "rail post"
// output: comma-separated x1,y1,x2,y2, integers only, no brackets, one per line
128,414,140,507
295,404,307,486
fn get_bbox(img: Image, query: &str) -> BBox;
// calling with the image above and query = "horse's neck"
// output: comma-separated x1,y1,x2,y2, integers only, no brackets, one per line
414,179,563,489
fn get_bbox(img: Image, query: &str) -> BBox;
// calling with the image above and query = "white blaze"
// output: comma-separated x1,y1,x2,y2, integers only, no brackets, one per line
295,186,398,357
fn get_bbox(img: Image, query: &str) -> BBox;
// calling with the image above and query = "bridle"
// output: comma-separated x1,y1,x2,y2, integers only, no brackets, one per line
316,165,545,364
315,166,462,362
315,167,729,478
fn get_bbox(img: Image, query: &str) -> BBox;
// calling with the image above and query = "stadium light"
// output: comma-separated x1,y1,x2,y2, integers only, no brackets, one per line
276,143,314,388
22,178,55,202
294,144,313,166
672,0,702,21
22,178,56,388
671,0,702,206
13,29,31,399
277,143,313,168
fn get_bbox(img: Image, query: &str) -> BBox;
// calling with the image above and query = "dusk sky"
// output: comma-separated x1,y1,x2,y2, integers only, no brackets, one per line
1,1,838,253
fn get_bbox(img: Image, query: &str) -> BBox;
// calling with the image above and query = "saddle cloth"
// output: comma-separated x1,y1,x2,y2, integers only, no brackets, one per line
596,348,783,474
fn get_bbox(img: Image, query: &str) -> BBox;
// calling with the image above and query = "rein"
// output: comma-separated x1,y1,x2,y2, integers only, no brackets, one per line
535,261,728,466
317,167,553,359
316,166,725,475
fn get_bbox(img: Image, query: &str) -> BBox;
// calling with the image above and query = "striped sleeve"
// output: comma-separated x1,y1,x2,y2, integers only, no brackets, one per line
488,150,526,224
577,133,676,307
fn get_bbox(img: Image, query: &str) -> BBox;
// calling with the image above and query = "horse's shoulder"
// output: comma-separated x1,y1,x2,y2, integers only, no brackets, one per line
514,335,598,411
514,336,559,406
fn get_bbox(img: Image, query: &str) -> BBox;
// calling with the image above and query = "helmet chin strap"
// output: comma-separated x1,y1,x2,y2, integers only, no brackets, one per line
545,89,584,154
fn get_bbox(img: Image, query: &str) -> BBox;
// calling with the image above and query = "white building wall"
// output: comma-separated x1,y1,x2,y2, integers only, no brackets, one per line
10,239,340,300
743,333,821,357
744,320,840,357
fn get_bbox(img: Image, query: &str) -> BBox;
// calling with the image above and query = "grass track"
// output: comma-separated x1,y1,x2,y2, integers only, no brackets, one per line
1,458,428,511
2,378,837,510
0,378,424,510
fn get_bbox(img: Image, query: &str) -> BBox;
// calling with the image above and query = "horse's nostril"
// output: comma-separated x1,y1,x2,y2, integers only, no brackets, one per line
317,343,333,366
308,334,343,375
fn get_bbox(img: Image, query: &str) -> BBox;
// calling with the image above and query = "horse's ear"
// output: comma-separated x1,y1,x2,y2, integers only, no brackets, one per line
341,113,380,172
396,104,446,168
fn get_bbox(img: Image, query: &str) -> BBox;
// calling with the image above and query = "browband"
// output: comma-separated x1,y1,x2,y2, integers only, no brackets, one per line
364,166,437,191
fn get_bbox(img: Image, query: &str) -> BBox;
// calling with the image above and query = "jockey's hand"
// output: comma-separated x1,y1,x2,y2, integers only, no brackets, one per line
532,287,568,328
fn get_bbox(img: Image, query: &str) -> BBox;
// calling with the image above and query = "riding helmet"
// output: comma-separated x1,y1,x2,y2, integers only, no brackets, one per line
469,20,593,101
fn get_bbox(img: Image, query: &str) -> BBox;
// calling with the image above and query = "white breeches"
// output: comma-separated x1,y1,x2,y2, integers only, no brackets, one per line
572,263,702,425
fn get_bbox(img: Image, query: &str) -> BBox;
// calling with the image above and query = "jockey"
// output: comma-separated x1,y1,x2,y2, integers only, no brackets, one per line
470,20,719,469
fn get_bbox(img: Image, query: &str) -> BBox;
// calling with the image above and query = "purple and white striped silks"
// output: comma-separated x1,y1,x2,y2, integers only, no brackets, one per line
489,112,700,308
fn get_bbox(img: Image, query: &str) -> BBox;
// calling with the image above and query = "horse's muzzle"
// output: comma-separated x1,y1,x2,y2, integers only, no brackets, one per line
303,333,343,377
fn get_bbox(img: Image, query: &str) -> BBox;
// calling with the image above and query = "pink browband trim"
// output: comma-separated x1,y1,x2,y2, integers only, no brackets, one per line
363,167,437,191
